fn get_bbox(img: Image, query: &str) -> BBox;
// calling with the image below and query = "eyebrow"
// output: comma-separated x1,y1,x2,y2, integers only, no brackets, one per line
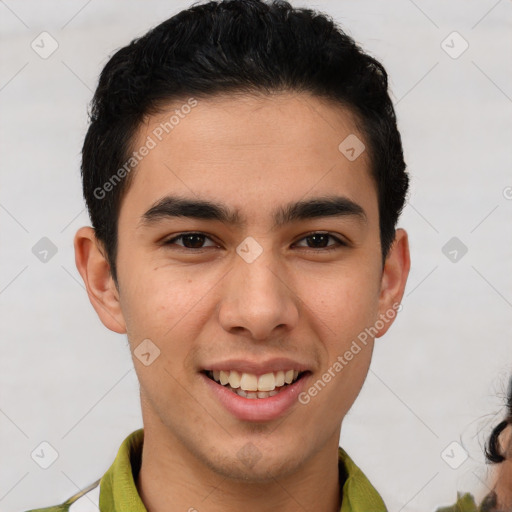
140,194,367,229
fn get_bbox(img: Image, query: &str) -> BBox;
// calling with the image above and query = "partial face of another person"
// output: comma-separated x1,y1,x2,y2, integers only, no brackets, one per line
77,92,409,481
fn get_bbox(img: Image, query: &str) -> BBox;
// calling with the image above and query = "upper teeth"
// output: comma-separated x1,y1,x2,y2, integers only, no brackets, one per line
210,370,299,391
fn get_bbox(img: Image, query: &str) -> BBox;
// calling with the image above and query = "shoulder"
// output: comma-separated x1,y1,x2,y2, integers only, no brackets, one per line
24,507,69,512
23,478,101,512
337,446,388,511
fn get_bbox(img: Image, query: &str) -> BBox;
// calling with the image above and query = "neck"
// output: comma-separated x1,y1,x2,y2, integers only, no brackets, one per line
136,420,342,512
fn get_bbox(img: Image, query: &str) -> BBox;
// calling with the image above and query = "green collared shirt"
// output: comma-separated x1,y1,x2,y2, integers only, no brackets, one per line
26,428,387,512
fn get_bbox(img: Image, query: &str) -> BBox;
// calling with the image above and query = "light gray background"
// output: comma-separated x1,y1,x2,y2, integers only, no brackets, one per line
1,1,511,511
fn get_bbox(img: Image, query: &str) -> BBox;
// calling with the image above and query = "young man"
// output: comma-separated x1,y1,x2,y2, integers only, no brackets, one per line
27,0,411,510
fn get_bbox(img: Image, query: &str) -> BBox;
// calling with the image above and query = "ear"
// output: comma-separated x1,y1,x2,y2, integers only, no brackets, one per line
74,226,127,334
375,228,410,338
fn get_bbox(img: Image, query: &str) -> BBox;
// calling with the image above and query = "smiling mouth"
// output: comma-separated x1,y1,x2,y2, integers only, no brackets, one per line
203,369,308,399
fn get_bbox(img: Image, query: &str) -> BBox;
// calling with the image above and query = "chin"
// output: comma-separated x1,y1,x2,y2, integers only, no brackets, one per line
202,444,304,482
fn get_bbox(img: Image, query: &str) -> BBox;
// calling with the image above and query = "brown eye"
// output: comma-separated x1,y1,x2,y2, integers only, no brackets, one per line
294,232,345,250
306,234,331,248
164,232,217,249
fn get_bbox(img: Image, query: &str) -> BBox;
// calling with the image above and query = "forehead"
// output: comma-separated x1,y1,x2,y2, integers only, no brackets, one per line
121,92,378,226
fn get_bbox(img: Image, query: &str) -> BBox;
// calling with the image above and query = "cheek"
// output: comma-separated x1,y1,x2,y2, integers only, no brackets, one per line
296,263,381,346
120,272,211,398
293,263,380,413
119,268,207,347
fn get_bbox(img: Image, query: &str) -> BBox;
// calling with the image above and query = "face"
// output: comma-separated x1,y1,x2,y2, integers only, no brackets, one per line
76,92,409,482
493,428,512,509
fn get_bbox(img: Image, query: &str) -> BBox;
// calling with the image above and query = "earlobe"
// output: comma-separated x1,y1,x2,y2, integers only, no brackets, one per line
375,228,410,338
74,226,127,334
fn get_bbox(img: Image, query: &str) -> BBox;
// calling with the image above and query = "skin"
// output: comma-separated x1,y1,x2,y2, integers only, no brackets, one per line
491,427,512,509
75,92,410,512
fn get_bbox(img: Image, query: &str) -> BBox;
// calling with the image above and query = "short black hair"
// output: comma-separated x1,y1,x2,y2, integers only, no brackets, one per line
81,0,409,283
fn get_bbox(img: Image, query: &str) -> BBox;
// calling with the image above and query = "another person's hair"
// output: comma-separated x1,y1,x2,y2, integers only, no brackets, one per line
81,0,409,283
480,377,512,511
486,378,512,463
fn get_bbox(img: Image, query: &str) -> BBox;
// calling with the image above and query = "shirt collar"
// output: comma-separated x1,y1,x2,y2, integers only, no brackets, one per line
100,429,387,512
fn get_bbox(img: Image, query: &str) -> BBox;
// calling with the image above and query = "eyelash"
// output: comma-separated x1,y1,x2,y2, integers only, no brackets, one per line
162,231,347,252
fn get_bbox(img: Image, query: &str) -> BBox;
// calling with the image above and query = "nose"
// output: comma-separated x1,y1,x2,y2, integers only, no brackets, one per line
217,245,299,341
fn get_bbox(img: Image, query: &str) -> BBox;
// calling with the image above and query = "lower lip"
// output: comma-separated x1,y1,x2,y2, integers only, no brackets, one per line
201,372,309,422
